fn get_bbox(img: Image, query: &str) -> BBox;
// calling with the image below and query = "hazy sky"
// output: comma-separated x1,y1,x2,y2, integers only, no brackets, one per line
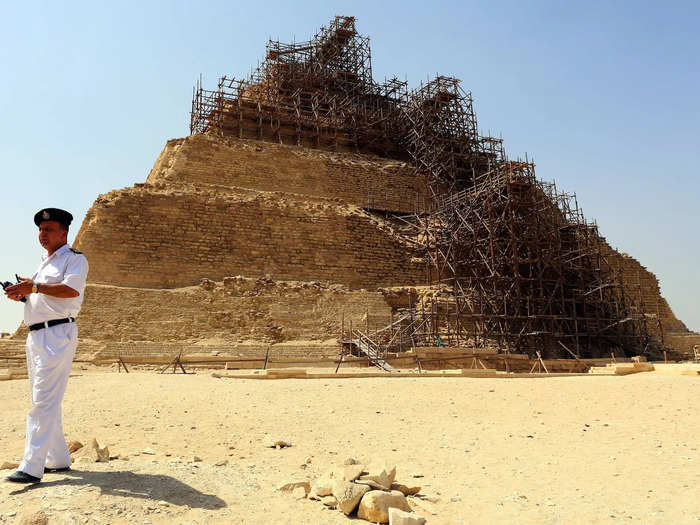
1,0,698,333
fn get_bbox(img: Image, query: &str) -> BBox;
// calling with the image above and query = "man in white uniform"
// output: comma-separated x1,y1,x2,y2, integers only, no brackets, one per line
4,208,89,483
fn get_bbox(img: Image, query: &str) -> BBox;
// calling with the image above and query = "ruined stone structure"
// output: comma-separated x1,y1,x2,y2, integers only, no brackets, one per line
1,15,697,364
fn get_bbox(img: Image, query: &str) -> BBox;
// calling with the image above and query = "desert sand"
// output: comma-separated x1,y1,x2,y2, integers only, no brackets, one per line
1,369,699,524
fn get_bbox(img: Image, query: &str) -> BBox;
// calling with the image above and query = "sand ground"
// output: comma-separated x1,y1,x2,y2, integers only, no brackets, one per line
0,369,699,524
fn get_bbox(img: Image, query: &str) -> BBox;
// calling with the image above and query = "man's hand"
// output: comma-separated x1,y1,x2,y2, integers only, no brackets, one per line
5,277,79,299
4,277,32,301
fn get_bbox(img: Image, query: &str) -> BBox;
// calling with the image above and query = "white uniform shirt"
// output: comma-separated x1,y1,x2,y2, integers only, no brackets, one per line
24,244,89,326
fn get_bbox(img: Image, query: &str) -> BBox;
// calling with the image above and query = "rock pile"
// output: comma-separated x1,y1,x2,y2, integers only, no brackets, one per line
280,459,427,524
72,438,110,463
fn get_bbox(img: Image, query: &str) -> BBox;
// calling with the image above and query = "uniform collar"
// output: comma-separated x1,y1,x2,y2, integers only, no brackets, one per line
42,243,71,261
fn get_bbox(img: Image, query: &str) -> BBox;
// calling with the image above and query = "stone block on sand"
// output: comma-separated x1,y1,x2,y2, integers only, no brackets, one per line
391,482,421,496
358,490,412,523
73,438,109,463
332,479,370,515
357,460,396,490
389,507,426,525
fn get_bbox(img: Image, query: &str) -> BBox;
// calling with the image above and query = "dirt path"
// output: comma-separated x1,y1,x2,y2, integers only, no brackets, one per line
1,371,699,524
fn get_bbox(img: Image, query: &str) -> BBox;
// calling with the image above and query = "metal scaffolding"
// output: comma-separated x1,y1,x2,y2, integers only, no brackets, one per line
419,161,650,358
190,15,653,359
191,16,408,157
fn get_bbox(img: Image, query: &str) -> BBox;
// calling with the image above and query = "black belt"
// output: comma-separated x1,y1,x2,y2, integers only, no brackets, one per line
28,317,75,332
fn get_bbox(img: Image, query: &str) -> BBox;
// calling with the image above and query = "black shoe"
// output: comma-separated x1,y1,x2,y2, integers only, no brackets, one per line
44,466,71,473
5,471,41,483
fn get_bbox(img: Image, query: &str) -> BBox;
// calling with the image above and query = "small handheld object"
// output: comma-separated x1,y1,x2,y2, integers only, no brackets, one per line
2,275,28,303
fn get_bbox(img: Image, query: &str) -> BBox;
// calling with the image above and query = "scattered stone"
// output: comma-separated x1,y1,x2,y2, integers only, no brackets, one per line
292,486,307,499
391,482,422,496
67,440,83,453
343,457,359,465
142,448,156,455
320,495,338,508
266,439,292,449
310,474,335,498
410,473,424,478
74,438,109,463
305,456,313,464
193,456,203,462
358,490,412,523
215,459,228,467
0,461,19,470
200,278,216,291
343,463,366,481
17,509,48,525
332,479,370,515
407,496,438,516
358,461,396,490
355,478,386,490
389,507,426,525
278,481,311,494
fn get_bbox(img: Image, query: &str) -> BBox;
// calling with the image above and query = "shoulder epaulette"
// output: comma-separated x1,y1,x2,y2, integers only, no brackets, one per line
69,248,83,254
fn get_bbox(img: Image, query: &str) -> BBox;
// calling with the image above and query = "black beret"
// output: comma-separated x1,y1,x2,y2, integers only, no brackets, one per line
34,208,73,228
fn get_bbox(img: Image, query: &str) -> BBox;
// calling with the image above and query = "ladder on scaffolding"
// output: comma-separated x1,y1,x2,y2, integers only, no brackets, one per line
351,330,396,372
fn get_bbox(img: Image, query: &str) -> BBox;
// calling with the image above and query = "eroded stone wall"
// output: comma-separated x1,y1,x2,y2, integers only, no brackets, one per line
146,135,430,213
75,277,391,344
73,184,423,289
602,242,688,335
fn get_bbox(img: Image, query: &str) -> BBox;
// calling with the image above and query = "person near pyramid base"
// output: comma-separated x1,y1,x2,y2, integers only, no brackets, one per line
3,208,89,483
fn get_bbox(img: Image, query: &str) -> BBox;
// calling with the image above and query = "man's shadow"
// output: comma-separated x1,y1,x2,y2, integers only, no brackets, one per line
9,469,226,510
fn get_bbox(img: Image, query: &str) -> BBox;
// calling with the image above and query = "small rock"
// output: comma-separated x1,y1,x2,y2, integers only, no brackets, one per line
407,496,438,516
391,482,422,496
411,473,424,478
343,457,359,465
358,490,412,523
193,456,203,462
332,479,370,515
320,495,338,508
215,460,228,467
355,478,386,490
266,439,292,449
310,474,334,498
142,448,156,455
304,456,312,464
358,460,396,490
278,481,311,494
0,461,19,470
389,507,426,525
67,441,83,453
17,509,48,525
343,464,366,481
73,438,109,463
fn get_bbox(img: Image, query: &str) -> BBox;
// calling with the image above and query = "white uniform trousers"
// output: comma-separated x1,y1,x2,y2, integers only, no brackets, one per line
18,322,77,478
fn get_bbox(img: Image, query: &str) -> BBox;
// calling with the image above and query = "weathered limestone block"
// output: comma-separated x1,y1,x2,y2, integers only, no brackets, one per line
146,135,430,214
358,490,412,523
74,186,422,290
